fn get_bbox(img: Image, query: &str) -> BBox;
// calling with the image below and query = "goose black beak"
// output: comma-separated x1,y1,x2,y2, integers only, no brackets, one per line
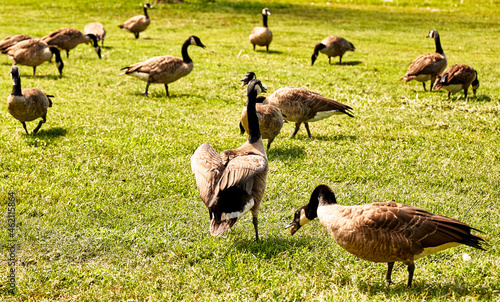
285,221,298,235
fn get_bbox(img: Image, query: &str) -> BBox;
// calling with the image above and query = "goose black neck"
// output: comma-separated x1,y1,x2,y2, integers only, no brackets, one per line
11,75,22,96
87,34,98,47
313,43,324,56
312,185,337,207
181,39,192,64
144,6,149,18
262,13,268,27
434,35,444,55
50,47,62,63
246,89,261,143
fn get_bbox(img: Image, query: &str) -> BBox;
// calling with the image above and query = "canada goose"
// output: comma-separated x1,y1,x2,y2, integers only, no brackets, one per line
120,36,205,97
433,64,479,99
191,79,268,241
0,35,33,53
311,36,355,66
249,8,273,52
84,22,106,47
239,72,284,151
42,27,101,59
400,29,447,91
287,185,486,287
7,65,53,134
119,3,153,39
4,39,64,77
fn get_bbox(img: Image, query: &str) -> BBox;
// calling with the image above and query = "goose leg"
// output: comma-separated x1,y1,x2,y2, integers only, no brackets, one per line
291,122,302,138
143,82,150,96
266,137,274,151
164,84,169,97
239,122,246,135
430,76,436,91
66,50,69,58
253,44,256,51
21,122,29,135
252,216,259,241
339,55,342,64
134,33,139,39
266,45,269,52
304,122,312,138
407,264,415,288
328,57,331,65
448,92,451,99
464,89,468,99
32,116,46,134
422,82,426,91
385,262,394,284
33,66,36,77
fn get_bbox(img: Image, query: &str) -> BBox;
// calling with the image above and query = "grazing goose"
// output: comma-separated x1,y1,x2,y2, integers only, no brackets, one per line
84,22,106,47
249,8,273,52
239,72,284,151
433,64,479,99
120,36,205,97
400,29,447,91
191,79,268,241
287,185,486,287
311,36,355,65
42,27,101,59
0,35,33,53
4,39,64,77
119,3,153,39
7,65,53,134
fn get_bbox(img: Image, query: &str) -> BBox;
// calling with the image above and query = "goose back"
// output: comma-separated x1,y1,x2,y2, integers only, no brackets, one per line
433,64,479,96
5,39,53,67
0,35,32,53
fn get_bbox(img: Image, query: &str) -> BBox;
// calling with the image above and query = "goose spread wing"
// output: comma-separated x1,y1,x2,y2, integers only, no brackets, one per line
191,143,225,206
218,154,267,195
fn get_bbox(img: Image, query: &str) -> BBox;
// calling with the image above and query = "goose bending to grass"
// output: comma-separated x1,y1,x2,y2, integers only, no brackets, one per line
4,39,64,77
7,65,53,134
0,35,32,53
119,3,153,39
400,29,447,91
191,79,268,241
84,22,106,47
42,27,101,59
239,72,284,151
249,8,272,52
433,64,479,99
311,36,355,65
120,36,205,97
287,185,486,287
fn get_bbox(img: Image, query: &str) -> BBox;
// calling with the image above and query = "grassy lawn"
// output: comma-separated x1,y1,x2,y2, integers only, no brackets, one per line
0,0,499,300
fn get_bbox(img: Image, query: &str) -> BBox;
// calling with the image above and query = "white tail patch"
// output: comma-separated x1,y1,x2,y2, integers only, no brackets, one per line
414,242,461,260
308,110,342,122
128,71,150,82
441,84,463,93
220,198,254,221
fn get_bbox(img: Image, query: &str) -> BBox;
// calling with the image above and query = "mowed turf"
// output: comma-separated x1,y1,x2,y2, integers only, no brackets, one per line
0,0,499,300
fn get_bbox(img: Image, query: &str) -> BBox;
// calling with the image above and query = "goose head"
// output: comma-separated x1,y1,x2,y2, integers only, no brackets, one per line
472,77,480,96
247,78,267,97
189,36,206,49
144,2,153,9
86,34,101,59
311,43,326,66
10,64,20,84
262,8,271,16
426,29,439,40
240,71,257,87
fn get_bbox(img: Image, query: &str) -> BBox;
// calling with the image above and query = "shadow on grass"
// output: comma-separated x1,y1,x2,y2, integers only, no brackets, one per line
231,235,316,259
311,134,358,142
23,127,67,146
253,49,283,54
268,145,305,160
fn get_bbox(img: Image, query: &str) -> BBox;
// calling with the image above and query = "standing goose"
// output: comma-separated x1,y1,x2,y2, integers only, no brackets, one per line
119,3,153,39
433,64,479,99
7,65,53,134
311,36,355,66
84,22,106,47
400,29,447,91
249,8,273,52
191,79,268,241
4,39,64,77
42,27,101,59
0,35,33,53
120,36,205,97
239,72,284,151
287,185,486,287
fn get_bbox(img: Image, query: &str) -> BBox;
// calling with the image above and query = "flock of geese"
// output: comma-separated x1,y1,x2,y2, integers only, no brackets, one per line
3,3,487,287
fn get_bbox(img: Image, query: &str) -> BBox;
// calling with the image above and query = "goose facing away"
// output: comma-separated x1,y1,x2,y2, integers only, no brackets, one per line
120,36,205,97
286,185,486,287
433,64,479,99
4,39,64,77
84,22,106,47
7,65,53,134
311,36,355,66
239,72,284,151
119,3,153,39
0,35,33,53
191,79,268,241
400,29,447,91
249,8,273,51
42,27,101,59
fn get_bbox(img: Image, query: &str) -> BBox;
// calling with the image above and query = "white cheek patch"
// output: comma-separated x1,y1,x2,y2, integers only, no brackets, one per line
190,37,196,45
220,198,255,221
128,71,150,82
299,209,311,226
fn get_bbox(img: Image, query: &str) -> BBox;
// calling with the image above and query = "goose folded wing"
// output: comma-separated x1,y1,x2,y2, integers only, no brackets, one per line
191,143,225,206
409,54,444,75
218,154,267,195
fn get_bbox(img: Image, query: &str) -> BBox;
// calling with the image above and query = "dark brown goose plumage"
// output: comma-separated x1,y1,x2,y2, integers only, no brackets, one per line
42,27,101,59
287,185,486,287
4,39,64,77
119,3,153,39
84,22,106,47
311,36,355,65
0,35,33,53
400,29,447,91
191,79,268,241
433,64,479,99
7,65,53,134
249,8,273,52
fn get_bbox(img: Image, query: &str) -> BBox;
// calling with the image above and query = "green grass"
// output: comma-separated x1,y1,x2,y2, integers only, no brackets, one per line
0,0,499,300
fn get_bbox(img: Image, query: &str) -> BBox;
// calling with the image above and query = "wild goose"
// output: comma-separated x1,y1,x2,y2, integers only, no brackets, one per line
0,35,33,53
42,27,101,59
191,79,268,241
433,64,479,99
311,36,355,66
120,36,205,97
119,3,153,39
400,29,447,91
84,22,106,47
287,185,486,287
249,8,273,52
7,65,53,135
239,72,284,151
3,39,64,77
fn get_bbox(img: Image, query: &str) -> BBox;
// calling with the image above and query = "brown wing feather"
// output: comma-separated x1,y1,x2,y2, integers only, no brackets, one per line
191,143,225,207
403,53,447,78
